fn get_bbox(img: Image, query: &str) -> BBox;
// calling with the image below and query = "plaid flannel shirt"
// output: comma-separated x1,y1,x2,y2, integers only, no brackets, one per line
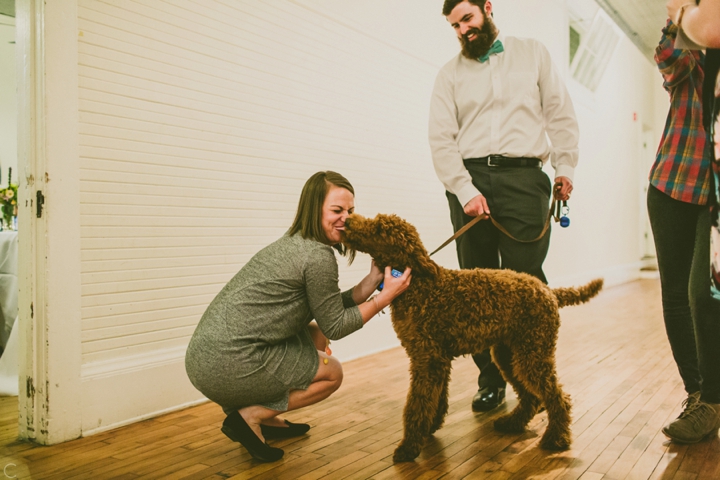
715,74,720,205
650,21,712,205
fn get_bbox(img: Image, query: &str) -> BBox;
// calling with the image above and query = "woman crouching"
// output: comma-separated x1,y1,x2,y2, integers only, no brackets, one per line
185,171,411,462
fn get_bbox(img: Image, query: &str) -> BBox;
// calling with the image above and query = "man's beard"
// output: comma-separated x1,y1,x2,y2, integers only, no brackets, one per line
459,13,498,60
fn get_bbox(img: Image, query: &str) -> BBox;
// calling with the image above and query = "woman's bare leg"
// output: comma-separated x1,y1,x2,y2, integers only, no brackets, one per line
238,351,342,438
287,352,342,410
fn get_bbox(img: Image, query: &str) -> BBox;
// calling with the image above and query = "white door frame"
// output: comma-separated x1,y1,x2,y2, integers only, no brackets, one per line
16,0,82,445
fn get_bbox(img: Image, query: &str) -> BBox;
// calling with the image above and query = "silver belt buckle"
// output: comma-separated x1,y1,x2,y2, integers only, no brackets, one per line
487,155,502,167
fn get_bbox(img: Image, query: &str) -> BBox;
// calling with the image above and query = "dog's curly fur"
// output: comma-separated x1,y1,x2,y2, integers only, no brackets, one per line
342,213,603,463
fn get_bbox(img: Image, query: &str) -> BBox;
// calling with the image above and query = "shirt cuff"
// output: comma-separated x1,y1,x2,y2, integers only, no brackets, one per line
341,288,357,308
675,28,704,50
554,164,575,182
456,182,482,208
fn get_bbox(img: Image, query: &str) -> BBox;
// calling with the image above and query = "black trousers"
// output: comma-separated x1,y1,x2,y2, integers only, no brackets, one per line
647,185,720,403
447,161,552,389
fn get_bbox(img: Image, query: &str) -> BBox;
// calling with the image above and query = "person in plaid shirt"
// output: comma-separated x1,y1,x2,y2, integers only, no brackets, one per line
647,16,720,445
712,73,720,300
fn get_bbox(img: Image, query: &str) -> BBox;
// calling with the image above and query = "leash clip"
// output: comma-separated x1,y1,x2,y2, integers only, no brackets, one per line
555,200,570,228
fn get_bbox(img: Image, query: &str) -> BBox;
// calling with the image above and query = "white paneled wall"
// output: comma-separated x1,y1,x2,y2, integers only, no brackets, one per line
69,0,666,434
76,0,456,431
76,0,453,367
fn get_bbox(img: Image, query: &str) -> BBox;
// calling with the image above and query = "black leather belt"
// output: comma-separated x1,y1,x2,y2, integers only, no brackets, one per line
464,155,542,168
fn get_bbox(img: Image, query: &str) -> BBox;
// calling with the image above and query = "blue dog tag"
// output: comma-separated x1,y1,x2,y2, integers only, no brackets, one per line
559,201,570,228
377,268,404,291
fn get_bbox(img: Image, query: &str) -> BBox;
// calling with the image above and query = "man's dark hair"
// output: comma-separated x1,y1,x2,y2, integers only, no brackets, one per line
442,0,487,16
288,171,355,260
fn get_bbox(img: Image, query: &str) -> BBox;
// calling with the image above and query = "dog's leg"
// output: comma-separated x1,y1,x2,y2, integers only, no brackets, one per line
429,364,451,435
534,368,572,451
513,335,572,451
492,344,542,434
393,356,452,463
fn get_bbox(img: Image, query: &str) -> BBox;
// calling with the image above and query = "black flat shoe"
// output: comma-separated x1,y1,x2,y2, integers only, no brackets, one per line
472,386,506,412
261,420,311,439
222,412,284,462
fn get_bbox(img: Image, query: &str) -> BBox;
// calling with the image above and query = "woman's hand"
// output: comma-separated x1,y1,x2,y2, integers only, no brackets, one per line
307,321,329,352
357,266,412,324
376,266,412,305
666,0,687,23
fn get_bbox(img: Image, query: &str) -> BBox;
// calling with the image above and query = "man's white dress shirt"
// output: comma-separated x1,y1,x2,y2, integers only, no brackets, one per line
429,34,580,207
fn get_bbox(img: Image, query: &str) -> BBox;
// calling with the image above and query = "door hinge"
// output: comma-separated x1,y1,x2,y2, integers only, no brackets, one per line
36,190,45,218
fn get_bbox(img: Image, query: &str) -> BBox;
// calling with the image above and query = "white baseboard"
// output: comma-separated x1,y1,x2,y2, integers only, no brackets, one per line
81,358,208,436
549,261,649,289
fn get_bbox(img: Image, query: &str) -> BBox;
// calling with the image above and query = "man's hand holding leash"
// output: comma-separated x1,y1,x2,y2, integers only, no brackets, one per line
463,193,491,217
553,176,573,201
462,175,572,219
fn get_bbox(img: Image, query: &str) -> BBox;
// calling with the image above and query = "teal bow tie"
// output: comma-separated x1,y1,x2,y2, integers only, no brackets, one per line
479,39,504,63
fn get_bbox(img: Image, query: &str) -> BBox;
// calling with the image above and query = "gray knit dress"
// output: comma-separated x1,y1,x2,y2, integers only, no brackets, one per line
185,234,363,412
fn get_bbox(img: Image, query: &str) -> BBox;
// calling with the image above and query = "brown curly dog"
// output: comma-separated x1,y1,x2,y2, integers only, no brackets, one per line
342,213,603,463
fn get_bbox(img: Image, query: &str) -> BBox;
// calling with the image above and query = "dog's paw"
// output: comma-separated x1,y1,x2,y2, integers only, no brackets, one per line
392,444,420,463
539,433,571,451
494,415,526,434
429,420,444,435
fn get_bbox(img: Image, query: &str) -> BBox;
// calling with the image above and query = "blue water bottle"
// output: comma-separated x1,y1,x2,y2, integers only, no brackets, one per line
377,268,403,291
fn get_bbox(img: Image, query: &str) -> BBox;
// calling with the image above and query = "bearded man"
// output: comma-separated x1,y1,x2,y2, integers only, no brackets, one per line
429,0,580,411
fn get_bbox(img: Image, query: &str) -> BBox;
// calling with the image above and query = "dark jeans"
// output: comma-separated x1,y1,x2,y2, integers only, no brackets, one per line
447,161,552,389
647,185,720,403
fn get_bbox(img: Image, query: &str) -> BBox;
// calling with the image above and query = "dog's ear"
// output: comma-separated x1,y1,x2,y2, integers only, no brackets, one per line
411,247,440,277
379,214,439,277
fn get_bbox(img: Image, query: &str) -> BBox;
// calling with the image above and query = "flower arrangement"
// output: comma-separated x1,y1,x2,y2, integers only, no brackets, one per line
1,168,18,230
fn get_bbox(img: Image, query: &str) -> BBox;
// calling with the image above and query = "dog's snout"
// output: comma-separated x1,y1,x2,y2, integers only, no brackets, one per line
345,214,362,230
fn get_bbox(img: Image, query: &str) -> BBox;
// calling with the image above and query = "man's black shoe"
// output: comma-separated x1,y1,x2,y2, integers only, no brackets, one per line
472,386,506,411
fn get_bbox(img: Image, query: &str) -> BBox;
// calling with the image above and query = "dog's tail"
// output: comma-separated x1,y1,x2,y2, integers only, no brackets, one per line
552,278,604,308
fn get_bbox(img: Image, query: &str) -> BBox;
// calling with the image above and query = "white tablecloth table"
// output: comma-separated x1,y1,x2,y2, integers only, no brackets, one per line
0,231,18,395
0,231,18,349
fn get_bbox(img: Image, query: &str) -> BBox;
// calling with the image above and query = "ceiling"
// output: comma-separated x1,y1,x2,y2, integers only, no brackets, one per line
596,0,668,61
0,0,668,61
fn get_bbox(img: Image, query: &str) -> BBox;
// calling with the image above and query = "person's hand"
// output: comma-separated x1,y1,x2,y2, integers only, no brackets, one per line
377,266,412,305
463,194,490,217
667,0,692,24
553,176,573,201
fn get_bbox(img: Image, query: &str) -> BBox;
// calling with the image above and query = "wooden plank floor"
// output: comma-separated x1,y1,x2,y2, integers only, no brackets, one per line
1,279,719,479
